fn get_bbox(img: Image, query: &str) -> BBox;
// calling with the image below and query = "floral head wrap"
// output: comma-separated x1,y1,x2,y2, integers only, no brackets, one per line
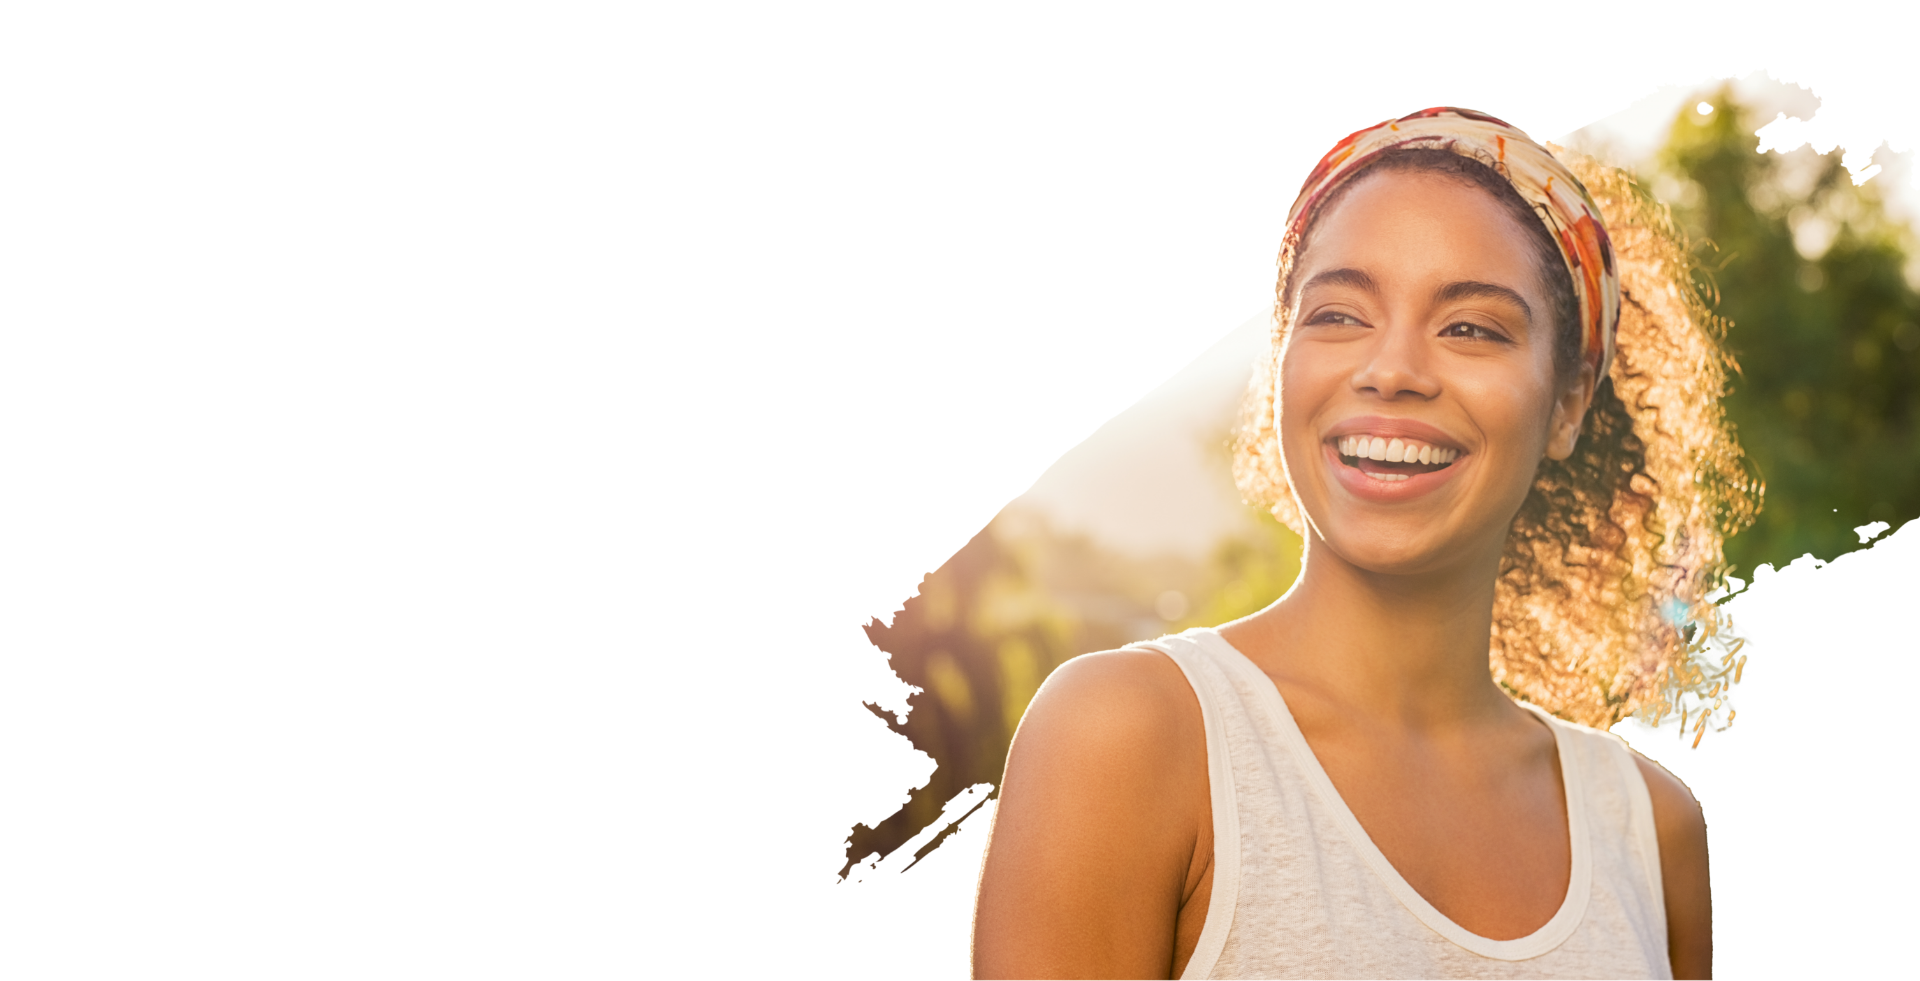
1285,107,1620,380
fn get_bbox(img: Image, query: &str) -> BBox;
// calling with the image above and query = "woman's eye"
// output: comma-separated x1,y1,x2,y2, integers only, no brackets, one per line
1308,310,1365,327
1441,321,1507,342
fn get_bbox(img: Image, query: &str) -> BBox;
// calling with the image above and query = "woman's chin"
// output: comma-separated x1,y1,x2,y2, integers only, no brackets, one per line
1323,532,1467,577
1299,505,1497,578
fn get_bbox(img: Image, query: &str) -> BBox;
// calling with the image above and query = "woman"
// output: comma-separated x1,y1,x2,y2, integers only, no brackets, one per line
972,109,1753,979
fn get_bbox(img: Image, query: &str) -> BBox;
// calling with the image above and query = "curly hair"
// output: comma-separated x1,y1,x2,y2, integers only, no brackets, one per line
1232,148,1760,737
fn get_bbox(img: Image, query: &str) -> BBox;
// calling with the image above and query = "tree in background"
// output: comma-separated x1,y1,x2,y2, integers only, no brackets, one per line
1654,86,1920,573
842,505,1301,875
1169,433,1308,632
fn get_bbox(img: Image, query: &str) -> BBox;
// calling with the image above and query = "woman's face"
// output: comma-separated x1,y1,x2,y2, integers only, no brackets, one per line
1279,171,1591,577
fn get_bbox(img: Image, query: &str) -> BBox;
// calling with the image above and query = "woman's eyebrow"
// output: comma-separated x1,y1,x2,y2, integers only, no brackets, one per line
1300,267,1380,295
1433,280,1533,324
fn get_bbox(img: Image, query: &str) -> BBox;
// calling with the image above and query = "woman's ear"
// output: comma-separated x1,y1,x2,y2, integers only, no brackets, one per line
1545,365,1597,461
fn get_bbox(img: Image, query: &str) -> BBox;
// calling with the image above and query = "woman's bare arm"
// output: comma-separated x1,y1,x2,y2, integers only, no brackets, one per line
1634,754,1711,979
972,650,1210,980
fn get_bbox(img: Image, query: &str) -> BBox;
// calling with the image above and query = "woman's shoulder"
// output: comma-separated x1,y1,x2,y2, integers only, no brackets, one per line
1049,640,1193,688
1528,710,1712,825
991,643,1212,888
1017,644,1204,754
1036,645,1198,714
977,643,1218,978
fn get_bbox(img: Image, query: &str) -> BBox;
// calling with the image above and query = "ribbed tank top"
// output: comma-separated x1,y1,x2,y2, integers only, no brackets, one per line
1131,629,1671,980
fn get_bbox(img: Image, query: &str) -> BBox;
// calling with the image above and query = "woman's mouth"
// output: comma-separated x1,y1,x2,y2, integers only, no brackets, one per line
1334,435,1461,483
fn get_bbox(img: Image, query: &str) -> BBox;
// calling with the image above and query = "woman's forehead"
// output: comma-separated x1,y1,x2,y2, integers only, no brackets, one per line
1296,172,1541,293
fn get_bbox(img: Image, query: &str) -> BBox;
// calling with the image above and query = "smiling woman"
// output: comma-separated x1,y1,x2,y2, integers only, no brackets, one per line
972,109,1753,980
1241,133,1753,738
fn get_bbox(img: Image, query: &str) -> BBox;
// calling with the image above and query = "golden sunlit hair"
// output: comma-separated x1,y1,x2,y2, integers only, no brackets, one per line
1233,149,1760,738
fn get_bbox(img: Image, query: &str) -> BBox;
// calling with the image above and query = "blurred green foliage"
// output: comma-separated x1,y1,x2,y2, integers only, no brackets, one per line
1171,510,1302,632
1653,86,1920,572
841,505,1301,876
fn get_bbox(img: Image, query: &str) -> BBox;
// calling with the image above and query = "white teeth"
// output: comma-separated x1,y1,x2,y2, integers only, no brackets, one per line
1335,434,1460,466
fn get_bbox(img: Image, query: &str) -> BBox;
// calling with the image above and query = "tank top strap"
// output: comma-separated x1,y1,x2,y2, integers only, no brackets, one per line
1124,631,1245,979
1518,707,1670,958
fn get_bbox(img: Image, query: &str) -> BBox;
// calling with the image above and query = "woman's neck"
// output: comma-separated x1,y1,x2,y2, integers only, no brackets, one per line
1221,532,1515,730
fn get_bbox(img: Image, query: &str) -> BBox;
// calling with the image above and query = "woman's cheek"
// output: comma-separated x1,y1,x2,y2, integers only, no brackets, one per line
1276,360,1325,456
1456,376,1550,489
1276,354,1344,497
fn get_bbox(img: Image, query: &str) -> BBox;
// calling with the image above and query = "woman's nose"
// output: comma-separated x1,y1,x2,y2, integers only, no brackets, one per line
1351,324,1439,400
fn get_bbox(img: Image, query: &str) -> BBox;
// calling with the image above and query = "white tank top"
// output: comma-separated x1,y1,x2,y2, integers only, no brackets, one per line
1132,629,1671,980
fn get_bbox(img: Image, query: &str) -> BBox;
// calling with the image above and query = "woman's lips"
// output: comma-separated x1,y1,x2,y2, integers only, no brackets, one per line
1324,439,1466,501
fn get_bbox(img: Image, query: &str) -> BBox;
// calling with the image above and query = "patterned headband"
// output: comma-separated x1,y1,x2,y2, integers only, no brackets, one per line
1285,107,1620,380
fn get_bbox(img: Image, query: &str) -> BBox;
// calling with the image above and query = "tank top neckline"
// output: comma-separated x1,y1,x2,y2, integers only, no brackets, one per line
1185,627,1594,962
